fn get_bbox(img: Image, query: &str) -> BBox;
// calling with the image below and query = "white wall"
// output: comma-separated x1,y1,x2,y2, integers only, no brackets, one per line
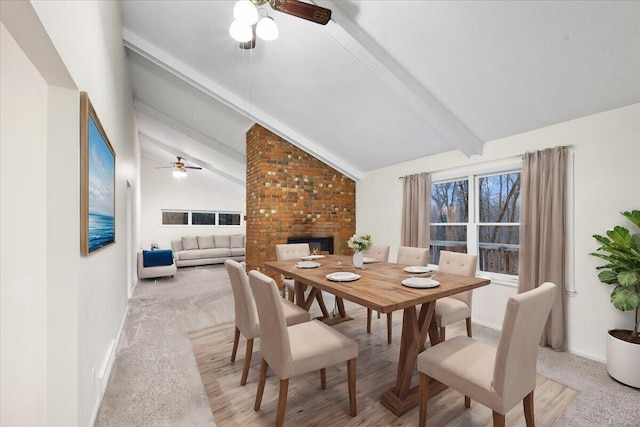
1,22,49,426
1,1,141,425
140,156,246,249
357,103,640,362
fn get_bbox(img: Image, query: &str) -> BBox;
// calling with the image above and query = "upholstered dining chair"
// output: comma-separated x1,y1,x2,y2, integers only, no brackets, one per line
396,246,430,265
275,243,330,317
275,243,310,300
225,260,310,386
371,246,430,344
417,282,557,427
435,251,478,341
248,270,358,427
362,245,392,341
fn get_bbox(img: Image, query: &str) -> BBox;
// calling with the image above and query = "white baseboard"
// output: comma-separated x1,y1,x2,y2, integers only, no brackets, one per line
472,320,606,364
88,305,129,427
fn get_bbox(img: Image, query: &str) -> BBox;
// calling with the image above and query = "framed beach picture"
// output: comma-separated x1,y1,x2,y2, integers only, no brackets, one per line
80,92,116,255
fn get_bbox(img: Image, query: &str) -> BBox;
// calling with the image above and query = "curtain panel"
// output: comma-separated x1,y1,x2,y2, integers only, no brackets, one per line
519,146,567,351
401,172,430,248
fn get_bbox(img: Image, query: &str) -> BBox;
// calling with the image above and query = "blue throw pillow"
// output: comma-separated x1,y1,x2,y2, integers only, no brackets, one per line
143,249,174,267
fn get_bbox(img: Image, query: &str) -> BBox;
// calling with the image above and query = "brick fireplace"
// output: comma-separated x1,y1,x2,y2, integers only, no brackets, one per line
245,124,356,284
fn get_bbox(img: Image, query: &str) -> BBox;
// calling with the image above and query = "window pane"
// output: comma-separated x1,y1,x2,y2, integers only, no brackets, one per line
192,211,216,225
162,211,188,225
219,212,241,225
478,225,519,274
431,180,469,223
430,225,467,264
478,173,520,223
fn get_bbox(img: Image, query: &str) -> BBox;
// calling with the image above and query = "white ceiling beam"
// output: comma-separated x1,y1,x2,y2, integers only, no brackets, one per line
139,132,245,187
134,100,245,163
135,108,245,183
316,1,483,156
123,29,364,181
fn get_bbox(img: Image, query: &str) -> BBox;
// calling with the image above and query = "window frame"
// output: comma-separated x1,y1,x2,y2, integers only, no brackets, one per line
428,159,522,286
161,209,244,227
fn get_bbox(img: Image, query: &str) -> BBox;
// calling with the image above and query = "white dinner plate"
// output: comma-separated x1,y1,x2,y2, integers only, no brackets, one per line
403,266,432,274
301,255,325,260
326,272,361,282
401,278,440,289
363,257,380,264
296,261,321,269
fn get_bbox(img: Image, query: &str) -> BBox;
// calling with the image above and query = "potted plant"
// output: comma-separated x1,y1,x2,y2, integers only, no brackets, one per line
347,234,372,269
591,210,640,388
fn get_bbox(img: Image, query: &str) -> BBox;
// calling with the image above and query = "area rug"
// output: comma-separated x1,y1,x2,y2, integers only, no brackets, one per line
188,308,577,426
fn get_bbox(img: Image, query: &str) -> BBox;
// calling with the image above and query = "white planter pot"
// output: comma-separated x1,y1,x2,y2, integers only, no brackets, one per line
607,330,640,388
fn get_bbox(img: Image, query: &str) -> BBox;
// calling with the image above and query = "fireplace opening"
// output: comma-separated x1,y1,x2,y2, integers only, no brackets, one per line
286,236,334,254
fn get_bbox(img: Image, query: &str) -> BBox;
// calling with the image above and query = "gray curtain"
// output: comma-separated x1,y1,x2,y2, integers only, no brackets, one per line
519,146,567,351
401,172,430,248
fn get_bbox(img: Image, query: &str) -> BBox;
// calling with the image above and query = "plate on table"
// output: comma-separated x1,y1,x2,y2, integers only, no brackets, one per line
401,278,440,289
363,257,380,264
296,261,321,269
326,272,361,282
301,255,325,260
403,266,431,274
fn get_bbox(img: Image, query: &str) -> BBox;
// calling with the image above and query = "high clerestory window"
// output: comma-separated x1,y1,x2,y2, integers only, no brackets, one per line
161,210,243,226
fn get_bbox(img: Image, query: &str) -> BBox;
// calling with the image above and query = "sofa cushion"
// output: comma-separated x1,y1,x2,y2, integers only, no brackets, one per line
142,249,174,267
230,234,245,248
200,248,231,258
179,250,202,260
214,235,231,248
230,248,246,257
182,236,198,250
197,235,215,249
171,240,183,252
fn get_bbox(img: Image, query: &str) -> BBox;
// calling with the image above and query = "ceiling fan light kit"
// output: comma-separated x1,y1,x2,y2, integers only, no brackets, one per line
256,15,278,40
172,169,188,179
233,0,259,24
230,0,331,47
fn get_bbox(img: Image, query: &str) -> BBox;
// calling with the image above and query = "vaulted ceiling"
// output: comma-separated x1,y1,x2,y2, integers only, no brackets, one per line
121,1,640,193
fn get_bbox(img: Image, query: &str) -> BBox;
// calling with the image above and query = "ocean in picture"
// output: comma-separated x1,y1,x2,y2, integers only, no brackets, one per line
88,212,115,252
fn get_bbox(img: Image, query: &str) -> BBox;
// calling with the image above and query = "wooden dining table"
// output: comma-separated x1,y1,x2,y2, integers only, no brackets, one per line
264,254,491,416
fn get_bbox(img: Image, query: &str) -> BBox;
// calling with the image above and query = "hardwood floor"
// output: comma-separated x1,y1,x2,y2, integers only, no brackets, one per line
188,308,576,426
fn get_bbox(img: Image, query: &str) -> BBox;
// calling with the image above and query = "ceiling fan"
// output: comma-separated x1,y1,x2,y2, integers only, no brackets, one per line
230,0,332,49
156,156,202,178
256,0,331,25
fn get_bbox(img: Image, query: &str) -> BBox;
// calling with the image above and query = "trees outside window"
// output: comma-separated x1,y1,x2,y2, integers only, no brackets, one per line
430,171,520,276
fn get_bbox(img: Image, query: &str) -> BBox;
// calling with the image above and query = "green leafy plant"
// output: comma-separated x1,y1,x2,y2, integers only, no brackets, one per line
591,210,640,339
347,234,373,252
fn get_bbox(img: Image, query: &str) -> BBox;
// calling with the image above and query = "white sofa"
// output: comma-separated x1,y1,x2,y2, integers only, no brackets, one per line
137,250,177,279
171,234,245,267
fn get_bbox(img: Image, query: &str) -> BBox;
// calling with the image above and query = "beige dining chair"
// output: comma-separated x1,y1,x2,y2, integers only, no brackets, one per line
275,243,330,317
275,243,311,301
248,270,358,427
397,245,430,266
225,260,311,386
417,282,557,427
435,251,478,341
371,246,429,344
362,245,392,341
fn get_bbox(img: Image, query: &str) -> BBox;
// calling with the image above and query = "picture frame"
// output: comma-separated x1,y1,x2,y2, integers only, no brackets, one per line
80,92,116,255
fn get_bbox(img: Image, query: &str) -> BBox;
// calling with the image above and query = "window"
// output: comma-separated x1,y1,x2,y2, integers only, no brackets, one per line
192,211,216,225
430,170,521,277
162,210,188,225
219,212,242,225
161,209,243,226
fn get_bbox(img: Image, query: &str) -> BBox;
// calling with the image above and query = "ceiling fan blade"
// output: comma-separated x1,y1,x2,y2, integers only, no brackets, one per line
155,166,173,169
270,0,331,25
185,166,203,170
